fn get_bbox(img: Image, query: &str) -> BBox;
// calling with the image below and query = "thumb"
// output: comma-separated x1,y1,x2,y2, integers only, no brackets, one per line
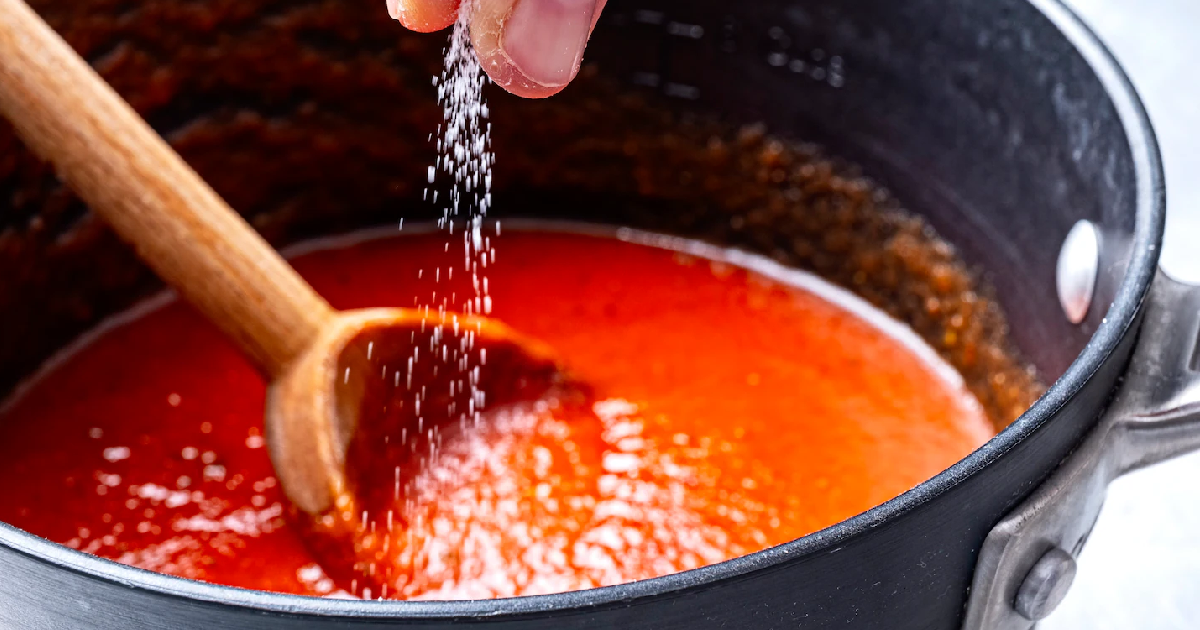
469,0,607,98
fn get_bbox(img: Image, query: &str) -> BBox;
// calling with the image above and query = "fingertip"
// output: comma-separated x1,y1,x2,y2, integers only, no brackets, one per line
504,83,569,99
469,0,606,99
389,0,460,33
478,54,570,99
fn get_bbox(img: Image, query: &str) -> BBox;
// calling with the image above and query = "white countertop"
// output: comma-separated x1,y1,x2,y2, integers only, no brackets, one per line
1041,1,1200,628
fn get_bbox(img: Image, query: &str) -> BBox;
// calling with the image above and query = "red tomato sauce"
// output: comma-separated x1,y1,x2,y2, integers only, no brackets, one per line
0,228,993,599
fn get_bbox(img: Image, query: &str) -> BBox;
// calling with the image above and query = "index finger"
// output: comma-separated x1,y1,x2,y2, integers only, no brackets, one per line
388,0,460,33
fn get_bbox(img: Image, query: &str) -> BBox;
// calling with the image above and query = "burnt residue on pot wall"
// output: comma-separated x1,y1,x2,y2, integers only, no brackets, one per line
0,0,1039,428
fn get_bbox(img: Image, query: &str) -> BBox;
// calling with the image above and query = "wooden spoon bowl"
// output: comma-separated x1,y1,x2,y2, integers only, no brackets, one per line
266,308,561,516
270,308,582,590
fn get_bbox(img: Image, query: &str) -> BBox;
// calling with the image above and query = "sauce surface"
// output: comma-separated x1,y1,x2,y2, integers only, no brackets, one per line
0,228,993,599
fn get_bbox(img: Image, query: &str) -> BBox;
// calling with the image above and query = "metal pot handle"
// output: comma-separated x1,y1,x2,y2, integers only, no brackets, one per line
962,268,1200,630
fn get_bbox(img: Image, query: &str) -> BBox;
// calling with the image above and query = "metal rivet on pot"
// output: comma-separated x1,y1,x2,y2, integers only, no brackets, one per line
1013,547,1077,621
1056,220,1100,325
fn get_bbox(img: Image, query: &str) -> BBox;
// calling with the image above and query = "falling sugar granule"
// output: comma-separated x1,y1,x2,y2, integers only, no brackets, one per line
375,2,497,580
423,3,494,424
435,2,495,321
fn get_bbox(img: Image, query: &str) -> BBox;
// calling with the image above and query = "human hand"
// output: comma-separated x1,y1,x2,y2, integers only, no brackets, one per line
387,0,607,98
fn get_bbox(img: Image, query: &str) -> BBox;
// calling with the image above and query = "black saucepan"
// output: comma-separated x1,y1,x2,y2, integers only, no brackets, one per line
1,0,1197,629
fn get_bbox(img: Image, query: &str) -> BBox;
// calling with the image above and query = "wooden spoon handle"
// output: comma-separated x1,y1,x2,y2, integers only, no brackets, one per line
0,0,334,377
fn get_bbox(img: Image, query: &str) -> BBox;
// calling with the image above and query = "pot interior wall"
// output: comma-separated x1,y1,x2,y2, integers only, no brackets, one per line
0,0,1135,409
587,0,1138,377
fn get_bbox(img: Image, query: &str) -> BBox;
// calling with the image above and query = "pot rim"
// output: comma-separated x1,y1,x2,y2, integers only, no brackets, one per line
0,0,1166,619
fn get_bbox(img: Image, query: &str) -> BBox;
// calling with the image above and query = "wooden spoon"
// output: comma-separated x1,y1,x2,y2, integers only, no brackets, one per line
0,0,572,584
